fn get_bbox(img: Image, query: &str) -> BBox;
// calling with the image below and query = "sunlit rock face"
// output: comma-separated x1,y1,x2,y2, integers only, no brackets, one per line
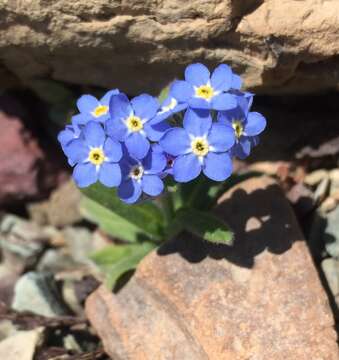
0,0,339,95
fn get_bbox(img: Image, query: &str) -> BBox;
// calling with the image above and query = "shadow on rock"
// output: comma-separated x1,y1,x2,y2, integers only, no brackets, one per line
158,182,302,268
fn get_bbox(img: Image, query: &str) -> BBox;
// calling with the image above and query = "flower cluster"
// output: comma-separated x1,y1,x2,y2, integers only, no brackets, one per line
58,63,266,204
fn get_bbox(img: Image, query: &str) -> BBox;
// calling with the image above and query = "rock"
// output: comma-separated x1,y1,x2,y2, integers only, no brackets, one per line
86,177,338,360
0,321,17,342
12,272,70,317
28,180,82,227
314,177,330,204
0,327,44,360
329,169,339,194
0,96,66,207
304,169,329,187
321,258,339,309
319,197,337,213
37,249,79,273
286,183,315,216
0,215,47,272
0,110,43,206
0,264,20,305
0,1,339,95
324,206,339,259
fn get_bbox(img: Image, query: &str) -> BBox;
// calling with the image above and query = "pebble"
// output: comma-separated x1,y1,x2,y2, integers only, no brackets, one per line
12,272,69,317
304,169,329,187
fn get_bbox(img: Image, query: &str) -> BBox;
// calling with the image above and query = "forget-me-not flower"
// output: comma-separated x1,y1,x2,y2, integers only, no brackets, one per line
107,93,168,159
170,63,238,111
218,93,266,159
74,89,119,125
160,108,235,182
66,121,122,188
118,146,166,204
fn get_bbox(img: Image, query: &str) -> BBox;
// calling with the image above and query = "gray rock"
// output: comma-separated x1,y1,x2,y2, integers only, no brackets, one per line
314,177,330,204
0,215,47,271
324,206,339,259
12,272,69,317
322,258,339,299
37,249,79,273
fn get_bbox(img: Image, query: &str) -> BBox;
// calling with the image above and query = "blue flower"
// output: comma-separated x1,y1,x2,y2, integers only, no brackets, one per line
218,93,266,159
152,94,188,123
118,146,166,204
160,108,235,182
75,89,119,125
58,119,83,166
170,63,238,111
66,121,122,188
107,93,168,159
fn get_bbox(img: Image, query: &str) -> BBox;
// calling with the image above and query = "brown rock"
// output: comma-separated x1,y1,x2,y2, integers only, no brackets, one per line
28,180,82,227
86,177,338,360
0,1,338,95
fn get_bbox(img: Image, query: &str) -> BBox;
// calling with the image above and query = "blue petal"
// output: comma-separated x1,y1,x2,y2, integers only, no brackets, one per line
231,74,242,90
72,113,90,129
183,108,212,137
98,162,122,187
131,94,159,120
125,132,150,159
188,96,210,110
73,163,98,187
142,147,166,174
232,137,251,159
144,120,170,141
100,89,119,105
118,179,142,204
210,64,233,92
77,95,99,113
170,80,193,102
159,128,190,156
83,121,105,147
106,118,128,141
237,93,253,116
185,63,210,86
211,93,237,111
103,137,122,162
203,152,232,181
109,93,132,122
172,153,201,183
244,112,266,136
208,123,235,152
142,175,164,196
65,138,88,163
58,127,75,146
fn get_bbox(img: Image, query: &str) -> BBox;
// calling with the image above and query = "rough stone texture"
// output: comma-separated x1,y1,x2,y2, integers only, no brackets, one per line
86,177,338,360
0,327,44,360
0,95,67,206
0,1,339,95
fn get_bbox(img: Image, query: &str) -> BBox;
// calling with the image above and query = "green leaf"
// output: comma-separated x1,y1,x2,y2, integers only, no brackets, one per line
80,197,148,243
91,242,156,289
81,183,165,242
174,208,234,245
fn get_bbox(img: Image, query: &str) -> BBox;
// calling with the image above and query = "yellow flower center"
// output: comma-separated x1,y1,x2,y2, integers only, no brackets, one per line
195,84,214,100
126,116,143,132
92,105,109,118
191,137,209,157
232,120,244,139
89,148,105,165
130,165,144,180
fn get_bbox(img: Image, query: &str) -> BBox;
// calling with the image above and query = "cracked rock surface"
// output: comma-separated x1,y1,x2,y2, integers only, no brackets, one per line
0,0,338,94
